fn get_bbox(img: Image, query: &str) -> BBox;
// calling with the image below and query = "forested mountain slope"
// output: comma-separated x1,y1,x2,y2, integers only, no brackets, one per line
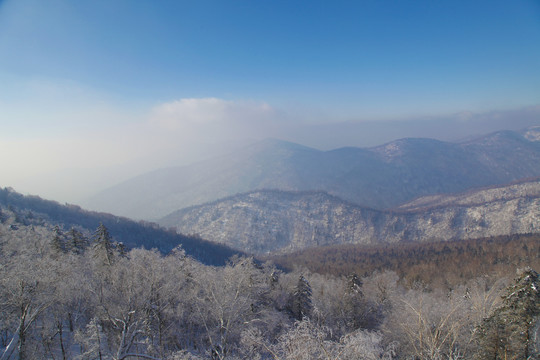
159,179,540,254
0,187,242,265
84,128,540,220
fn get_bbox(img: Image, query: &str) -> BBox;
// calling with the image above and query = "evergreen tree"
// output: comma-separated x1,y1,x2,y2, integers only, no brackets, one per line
114,241,127,257
50,225,66,254
342,273,380,331
92,223,115,265
67,227,88,255
346,273,363,296
290,275,313,320
474,267,540,359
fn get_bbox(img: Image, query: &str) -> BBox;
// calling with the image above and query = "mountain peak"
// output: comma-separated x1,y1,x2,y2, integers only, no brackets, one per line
370,137,454,161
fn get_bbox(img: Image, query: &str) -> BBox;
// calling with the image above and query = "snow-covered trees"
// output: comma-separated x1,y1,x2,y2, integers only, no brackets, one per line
386,288,472,359
50,225,66,254
191,257,277,359
67,227,88,255
241,319,394,360
0,211,538,360
289,275,312,320
92,223,115,266
474,267,540,359
0,225,61,359
306,273,380,338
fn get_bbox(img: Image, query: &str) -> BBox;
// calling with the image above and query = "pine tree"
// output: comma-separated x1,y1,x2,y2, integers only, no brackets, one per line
50,225,66,254
474,267,540,359
290,275,313,320
68,227,88,254
346,273,363,296
115,241,127,257
92,223,115,266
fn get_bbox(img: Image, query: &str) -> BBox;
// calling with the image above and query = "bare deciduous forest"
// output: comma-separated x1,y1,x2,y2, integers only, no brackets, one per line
268,234,540,290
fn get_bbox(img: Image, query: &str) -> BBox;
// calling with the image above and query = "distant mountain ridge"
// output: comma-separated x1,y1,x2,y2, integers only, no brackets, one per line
396,177,540,211
158,179,540,254
84,127,540,220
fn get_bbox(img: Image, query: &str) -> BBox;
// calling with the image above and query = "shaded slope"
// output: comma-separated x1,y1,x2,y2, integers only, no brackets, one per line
0,187,243,265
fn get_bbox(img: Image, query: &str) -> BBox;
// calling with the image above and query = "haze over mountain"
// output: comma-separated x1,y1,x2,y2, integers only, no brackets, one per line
83,127,540,220
159,178,540,254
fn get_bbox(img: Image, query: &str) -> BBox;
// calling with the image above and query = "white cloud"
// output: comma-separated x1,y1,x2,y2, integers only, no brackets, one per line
147,97,286,147
150,97,276,129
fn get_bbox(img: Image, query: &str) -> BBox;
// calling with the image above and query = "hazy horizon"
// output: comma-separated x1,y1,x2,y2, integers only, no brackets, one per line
1,0,539,204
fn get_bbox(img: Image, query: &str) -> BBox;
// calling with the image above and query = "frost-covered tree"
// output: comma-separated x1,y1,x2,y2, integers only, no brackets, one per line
192,257,273,359
362,270,400,316
67,227,88,255
289,275,313,321
346,273,363,295
92,223,114,266
385,287,472,360
0,226,58,360
341,273,380,332
474,267,540,359
75,317,107,360
269,319,394,360
307,273,379,338
465,276,508,327
50,225,66,254
115,241,127,257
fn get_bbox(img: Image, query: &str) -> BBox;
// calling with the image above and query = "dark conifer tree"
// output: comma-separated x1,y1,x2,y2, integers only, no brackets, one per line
343,273,380,331
50,225,66,254
290,275,313,320
92,223,115,266
67,227,88,255
114,241,127,257
474,267,540,359
346,273,363,296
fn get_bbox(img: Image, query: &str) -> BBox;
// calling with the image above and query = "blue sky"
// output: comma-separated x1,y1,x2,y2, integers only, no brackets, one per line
1,0,540,202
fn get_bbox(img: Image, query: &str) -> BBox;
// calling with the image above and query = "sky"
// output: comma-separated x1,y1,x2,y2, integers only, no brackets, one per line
1,0,540,204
